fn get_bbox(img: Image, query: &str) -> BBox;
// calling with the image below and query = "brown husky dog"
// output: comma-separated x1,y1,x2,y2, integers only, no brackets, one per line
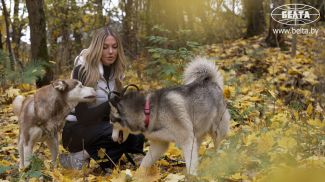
12,79,96,168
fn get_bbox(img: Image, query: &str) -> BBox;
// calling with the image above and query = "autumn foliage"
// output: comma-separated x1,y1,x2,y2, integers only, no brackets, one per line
0,26,324,181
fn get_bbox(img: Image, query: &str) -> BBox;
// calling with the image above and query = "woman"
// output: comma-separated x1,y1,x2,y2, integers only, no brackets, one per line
60,27,144,171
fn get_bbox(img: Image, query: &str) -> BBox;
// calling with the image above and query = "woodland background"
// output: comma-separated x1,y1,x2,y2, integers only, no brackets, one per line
0,0,325,181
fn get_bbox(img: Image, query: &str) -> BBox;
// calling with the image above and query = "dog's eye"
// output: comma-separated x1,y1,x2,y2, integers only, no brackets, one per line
79,85,82,88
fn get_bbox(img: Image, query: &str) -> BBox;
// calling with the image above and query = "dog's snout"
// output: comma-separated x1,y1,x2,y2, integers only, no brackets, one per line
91,89,96,96
85,86,96,96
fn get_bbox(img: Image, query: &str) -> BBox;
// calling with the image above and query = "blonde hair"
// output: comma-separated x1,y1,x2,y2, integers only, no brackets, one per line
78,27,126,90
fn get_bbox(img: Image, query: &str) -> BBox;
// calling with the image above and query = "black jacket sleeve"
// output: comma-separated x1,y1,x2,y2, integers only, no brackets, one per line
75,102,110,125
72,65,110,125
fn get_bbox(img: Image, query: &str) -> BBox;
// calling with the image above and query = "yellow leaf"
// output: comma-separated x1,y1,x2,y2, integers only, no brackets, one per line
306,103,313,116
199,146,207,155
158,159,169,166
315,103,323,113
51,169,65,181
243,133,257,146
133,166,161,182
166,143,182,158
0,160,11,166
239,55,250,62
278,137,297,151
29,178,39,182
303,71,319,85
303,156,325,168
241,87,250,94
17,83,33,92
293,111,299,120
249,96,261,102
231,172,248,180
268,89,277,98
307,119,325,128
223,87,232,99
256,133,274,154
1,146,16,152
10,154,18,162
5,87,20,99
164,173,185,182
270,113,289,128
98,148,106,159
288,68,301,75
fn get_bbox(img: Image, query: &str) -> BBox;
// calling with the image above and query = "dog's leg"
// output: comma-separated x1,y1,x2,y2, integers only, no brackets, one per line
18,133,24,169
211,109,230,149
140,141,169,168
23,142,33,167
210,127,223,149
46,132,58,167
197,137,204,149
23,127,42,167
210,131,223,149
180,137,199,175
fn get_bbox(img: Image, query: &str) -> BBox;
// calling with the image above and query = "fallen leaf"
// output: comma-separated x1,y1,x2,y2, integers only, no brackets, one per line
133,166,161,182
164,173,185,182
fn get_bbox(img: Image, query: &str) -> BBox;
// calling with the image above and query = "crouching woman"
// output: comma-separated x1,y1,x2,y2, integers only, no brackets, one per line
60,27,144,172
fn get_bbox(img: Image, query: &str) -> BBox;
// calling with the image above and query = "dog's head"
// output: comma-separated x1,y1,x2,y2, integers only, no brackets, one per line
52,79,97,103
109,85,143,143
34,79,96,121
109,98,131,144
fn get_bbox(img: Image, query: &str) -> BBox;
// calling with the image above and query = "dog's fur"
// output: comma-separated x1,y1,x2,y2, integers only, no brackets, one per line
109,58,230,175
12,79,96,169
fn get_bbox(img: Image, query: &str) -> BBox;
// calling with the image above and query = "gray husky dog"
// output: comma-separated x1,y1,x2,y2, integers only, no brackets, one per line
109,58,230,175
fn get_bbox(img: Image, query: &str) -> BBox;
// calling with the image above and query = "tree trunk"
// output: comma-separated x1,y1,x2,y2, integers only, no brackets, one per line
244,0,266,37
122,0,137,57
95,0,105,25
1,0,16,70
12,0,27,60
133,0,139,55
145,0,152,36
71,0,83,58
56,1,71,75
58,24,71,74
265,0,285,48
12,0,21,60
0,30,3,50
73,29,82,53
26,0,53,88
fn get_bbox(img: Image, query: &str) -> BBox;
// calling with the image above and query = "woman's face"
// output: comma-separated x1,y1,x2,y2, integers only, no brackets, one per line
101,35,118,66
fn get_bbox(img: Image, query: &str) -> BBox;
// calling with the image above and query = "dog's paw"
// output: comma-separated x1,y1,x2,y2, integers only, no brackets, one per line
50,161,57,169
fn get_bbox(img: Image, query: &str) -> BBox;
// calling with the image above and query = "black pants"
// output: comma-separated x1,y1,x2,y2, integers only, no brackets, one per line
62,121,145,170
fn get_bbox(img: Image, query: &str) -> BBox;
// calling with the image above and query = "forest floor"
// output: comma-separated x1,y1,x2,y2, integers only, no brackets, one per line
0,27,325,181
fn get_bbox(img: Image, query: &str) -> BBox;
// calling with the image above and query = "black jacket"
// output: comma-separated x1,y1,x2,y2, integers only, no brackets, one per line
62,65,112,152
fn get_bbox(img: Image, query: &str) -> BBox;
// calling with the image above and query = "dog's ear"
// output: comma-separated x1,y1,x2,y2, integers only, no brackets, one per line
109,101,122,123
122,84,139,96
109,102,118,115
52,80,68,92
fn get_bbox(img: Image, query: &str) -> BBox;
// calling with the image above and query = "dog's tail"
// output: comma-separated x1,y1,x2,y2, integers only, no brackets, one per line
183,57,224,89
12,95,25,116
